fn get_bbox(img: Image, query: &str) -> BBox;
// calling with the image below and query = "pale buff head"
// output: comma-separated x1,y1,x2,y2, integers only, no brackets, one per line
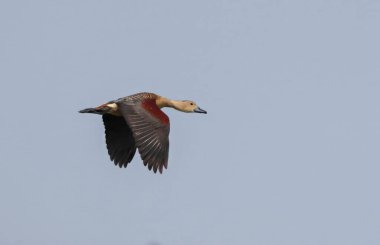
171,100,207,114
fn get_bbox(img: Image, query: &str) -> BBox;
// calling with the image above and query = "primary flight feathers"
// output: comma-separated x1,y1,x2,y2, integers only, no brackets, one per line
79,92,207,173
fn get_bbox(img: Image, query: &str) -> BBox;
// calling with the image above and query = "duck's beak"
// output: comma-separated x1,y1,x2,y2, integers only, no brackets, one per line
194,106,207,114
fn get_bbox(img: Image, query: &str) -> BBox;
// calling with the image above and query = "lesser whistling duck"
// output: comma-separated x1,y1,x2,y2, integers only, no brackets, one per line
79,92,207,173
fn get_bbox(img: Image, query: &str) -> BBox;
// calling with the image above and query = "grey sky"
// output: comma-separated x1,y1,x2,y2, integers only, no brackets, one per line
1,0,380,244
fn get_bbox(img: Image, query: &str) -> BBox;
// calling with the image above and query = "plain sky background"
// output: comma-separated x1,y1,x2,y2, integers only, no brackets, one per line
1,0,380,244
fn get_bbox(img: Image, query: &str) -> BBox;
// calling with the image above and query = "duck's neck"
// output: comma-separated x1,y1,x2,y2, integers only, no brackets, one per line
156,96,184,111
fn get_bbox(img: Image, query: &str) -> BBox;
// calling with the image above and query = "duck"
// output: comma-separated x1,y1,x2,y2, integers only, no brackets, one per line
79,92,207,174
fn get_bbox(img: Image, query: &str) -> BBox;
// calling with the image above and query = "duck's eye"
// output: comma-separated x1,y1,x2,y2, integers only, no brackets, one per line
190,103,194,106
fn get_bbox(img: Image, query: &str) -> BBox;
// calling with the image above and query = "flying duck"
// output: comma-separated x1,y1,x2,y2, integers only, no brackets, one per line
79,92,207,173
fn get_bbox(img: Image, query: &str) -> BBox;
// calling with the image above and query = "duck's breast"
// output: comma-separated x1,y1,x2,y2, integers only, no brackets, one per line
141,99,170,125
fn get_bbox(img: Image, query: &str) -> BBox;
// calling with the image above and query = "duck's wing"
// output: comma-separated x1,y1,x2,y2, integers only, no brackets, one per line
102,114,137,168
117,98,170,173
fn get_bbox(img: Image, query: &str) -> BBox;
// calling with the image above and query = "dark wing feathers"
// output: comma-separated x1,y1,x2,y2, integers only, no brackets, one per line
117,98,170,173
102,114,136,168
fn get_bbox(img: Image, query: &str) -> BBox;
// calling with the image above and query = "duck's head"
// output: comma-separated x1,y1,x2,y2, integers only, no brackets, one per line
177,100,207,114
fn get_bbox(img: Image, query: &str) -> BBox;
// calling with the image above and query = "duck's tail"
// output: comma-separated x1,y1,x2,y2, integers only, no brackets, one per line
79,102,118,115
78,107,104,114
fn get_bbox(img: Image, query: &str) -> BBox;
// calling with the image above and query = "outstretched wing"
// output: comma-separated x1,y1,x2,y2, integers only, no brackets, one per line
102,114,137,168
117,98,170,173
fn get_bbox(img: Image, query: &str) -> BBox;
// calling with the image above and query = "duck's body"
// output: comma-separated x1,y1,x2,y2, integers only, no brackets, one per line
79,92,206,173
